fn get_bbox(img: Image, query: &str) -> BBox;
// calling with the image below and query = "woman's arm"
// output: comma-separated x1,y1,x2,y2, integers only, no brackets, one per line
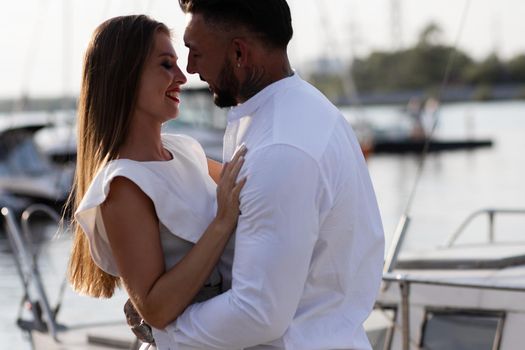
102,147,246,329
207,158,223,184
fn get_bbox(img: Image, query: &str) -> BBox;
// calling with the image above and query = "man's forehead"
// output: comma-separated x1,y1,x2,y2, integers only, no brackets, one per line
184,13,228,47
184,13,207,45
184,14,211,36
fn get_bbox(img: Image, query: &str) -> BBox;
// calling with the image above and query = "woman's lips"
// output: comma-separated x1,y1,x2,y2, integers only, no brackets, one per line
166,89,180,103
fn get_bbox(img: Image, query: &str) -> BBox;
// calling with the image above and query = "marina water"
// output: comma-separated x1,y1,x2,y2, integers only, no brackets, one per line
1,100,524,349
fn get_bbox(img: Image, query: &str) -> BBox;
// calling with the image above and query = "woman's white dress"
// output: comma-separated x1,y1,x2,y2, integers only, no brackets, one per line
75,134,228,348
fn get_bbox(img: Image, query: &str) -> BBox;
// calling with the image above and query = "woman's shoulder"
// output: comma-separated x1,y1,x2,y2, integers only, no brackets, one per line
100,159,157,187
162,133,200,147
76,160,149,211
162,133,208,167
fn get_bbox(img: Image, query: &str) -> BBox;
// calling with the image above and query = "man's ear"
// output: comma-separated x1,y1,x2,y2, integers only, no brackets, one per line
231,38,249,68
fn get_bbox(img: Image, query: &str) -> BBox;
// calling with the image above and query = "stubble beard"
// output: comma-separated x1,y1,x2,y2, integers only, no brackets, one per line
213,59,239,108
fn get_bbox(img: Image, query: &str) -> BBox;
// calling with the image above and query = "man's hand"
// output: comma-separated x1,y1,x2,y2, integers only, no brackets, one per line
124,298,155,345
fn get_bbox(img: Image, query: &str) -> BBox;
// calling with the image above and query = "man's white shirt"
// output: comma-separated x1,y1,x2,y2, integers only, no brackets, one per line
159,73,385,350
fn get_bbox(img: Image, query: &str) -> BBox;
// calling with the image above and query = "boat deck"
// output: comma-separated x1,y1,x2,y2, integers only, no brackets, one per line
31,322,138,350
398,242,525,269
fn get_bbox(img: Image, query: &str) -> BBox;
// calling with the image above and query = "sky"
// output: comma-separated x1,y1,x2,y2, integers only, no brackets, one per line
1,0,525,98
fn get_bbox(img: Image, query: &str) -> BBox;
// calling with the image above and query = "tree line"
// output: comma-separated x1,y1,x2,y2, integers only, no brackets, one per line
307,23,525,104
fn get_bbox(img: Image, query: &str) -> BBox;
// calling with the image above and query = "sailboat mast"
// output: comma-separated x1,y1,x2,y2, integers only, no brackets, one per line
390,0,403,50
62,0,72,111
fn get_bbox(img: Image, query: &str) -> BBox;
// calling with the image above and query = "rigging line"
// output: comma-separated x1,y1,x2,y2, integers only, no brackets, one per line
53,0,76,194
314,0,367,128
133,0,142,12
316,0,362,106
402,0,472,216
62,0,72,103
145,0,158,13
100,0,112,19
382,0,472,277
13,0,50,113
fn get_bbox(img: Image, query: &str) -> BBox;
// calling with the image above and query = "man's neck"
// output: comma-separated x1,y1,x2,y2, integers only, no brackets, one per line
238,59,292,103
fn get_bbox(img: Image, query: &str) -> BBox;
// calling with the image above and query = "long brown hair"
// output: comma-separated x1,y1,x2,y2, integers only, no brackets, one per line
68,15,169,298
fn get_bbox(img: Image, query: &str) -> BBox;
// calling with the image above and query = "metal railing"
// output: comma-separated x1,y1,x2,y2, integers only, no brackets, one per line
445,208,525,247
379,269,525,350
3,205,141,349
2,205,62,341
384,208,525,279
378,207,525,349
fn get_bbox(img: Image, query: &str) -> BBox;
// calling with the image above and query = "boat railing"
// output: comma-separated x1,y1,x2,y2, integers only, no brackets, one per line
3,204,142,349
383,272,525,293
1,204,64,341
444,208,525,247
379,272,525,350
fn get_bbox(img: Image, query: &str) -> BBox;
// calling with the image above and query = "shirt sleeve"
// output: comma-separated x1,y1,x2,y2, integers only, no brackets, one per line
164,144,325,349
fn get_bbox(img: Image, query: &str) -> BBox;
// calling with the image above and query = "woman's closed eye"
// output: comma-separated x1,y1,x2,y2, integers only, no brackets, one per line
161,61,174,69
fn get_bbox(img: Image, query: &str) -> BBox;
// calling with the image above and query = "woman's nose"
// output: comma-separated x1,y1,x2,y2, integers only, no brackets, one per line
175,64,187,85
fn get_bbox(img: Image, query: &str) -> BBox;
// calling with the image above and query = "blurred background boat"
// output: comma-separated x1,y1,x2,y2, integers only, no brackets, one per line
0,113,74,213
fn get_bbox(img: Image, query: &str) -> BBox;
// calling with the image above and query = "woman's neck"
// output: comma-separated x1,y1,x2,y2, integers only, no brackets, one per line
118,118,170,162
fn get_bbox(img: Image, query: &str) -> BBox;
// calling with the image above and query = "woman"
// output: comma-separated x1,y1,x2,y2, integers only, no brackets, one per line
68,15,246,348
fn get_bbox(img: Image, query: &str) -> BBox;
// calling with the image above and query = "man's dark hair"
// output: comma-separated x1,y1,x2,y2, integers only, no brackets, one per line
179,0,293,49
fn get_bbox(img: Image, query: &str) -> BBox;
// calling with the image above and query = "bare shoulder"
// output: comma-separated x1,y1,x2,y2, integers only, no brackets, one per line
101,176,156,221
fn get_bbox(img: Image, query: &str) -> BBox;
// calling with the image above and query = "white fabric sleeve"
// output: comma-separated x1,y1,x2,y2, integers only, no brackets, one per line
163,145,325,349
75,134,216,276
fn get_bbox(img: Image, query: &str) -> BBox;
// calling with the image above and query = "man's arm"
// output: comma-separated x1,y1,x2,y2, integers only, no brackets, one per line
164,145,325,349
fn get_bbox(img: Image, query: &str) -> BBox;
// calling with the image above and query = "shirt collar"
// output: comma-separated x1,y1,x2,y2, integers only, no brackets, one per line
227,71,301,122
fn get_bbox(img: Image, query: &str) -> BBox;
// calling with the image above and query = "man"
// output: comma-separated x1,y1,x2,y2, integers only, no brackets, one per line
135,0,384,348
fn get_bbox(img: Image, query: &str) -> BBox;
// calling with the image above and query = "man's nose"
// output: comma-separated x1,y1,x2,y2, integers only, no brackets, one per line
186,57,196,74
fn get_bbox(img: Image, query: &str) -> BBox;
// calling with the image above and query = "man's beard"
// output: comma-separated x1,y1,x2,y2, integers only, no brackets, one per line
213,59,239,108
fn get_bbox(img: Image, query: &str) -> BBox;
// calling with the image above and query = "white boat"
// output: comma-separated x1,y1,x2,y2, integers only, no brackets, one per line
0,114,74,212
366,208,525,350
